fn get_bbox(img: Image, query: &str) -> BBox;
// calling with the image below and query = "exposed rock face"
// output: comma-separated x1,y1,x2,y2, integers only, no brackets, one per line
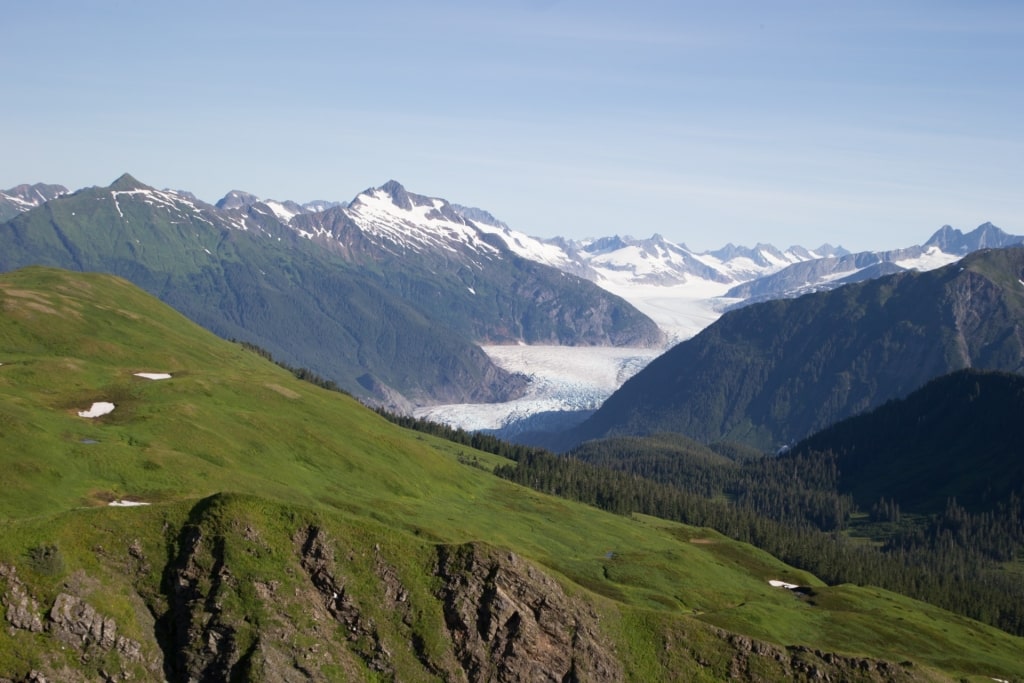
718,631,922,682
162,523,246,682
436,543,623,683
0,506,964,682
294,525,393,676
0,565,44,633
0,564,156,682
50,592,121,653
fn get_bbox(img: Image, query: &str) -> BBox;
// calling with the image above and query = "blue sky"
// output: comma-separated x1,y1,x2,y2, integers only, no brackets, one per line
4,1,1022,251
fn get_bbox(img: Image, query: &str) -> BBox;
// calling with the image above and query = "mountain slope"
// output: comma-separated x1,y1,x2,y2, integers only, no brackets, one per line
789,368,1024,513
2,267,1022,681
567,246,1024,450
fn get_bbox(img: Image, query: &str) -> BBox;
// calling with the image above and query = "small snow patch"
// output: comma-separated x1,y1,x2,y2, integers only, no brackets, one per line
108,500,150,507
134,372,172,380
78,402,115,418
769,580,800,590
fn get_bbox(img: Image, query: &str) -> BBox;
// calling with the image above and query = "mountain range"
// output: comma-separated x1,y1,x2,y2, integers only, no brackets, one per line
5,175,1017,433
0,175,660,410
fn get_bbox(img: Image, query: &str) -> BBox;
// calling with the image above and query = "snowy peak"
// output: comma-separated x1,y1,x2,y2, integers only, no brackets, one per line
352,181,460,219
0,182,68,207
0,182,68,221
334,181,501,259
374,179,419,211
261,199,305,223
450,204,509,230
576,234,727,286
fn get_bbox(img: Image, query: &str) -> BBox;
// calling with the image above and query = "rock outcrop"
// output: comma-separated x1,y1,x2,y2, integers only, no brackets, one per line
0,564,157,682
436,543,623,683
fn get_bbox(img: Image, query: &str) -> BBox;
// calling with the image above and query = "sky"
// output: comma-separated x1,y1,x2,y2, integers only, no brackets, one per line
3,1,1023,252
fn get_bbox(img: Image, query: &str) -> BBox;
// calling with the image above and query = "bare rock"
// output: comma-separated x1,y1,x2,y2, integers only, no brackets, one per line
0,564,45,633
49,593,118,650
295,525,393,675
436,543,624,683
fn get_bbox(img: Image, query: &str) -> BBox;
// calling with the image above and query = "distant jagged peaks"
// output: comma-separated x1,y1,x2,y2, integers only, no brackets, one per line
707,243,782,267
583,235,630,254
219,191,344,215
450,204,509,230
216,190,261,211
1,182,68,202
302,199,344,213
4,171,1020,322
924,222,1019,255
0,182,69,222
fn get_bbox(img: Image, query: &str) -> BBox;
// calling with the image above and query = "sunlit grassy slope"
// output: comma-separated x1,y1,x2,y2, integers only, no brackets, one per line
1,266,1022,680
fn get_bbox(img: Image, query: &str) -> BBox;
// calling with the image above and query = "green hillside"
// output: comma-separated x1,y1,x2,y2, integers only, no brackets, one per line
1,267,1022,681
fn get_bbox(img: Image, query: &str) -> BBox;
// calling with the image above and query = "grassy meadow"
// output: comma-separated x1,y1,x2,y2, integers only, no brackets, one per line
1,266,1022,681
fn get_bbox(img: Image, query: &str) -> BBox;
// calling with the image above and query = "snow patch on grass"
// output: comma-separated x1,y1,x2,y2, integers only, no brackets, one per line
78,402,115,418
134,372,171,380
108,500,150,507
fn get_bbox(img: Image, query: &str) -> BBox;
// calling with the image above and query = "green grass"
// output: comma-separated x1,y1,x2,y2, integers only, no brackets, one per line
2,267,1023,681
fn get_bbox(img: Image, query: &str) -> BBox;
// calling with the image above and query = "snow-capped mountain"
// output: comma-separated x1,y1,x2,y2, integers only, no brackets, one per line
283,180,664,348
303,180,511,261
210,181,1024,435
0,182,69,222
